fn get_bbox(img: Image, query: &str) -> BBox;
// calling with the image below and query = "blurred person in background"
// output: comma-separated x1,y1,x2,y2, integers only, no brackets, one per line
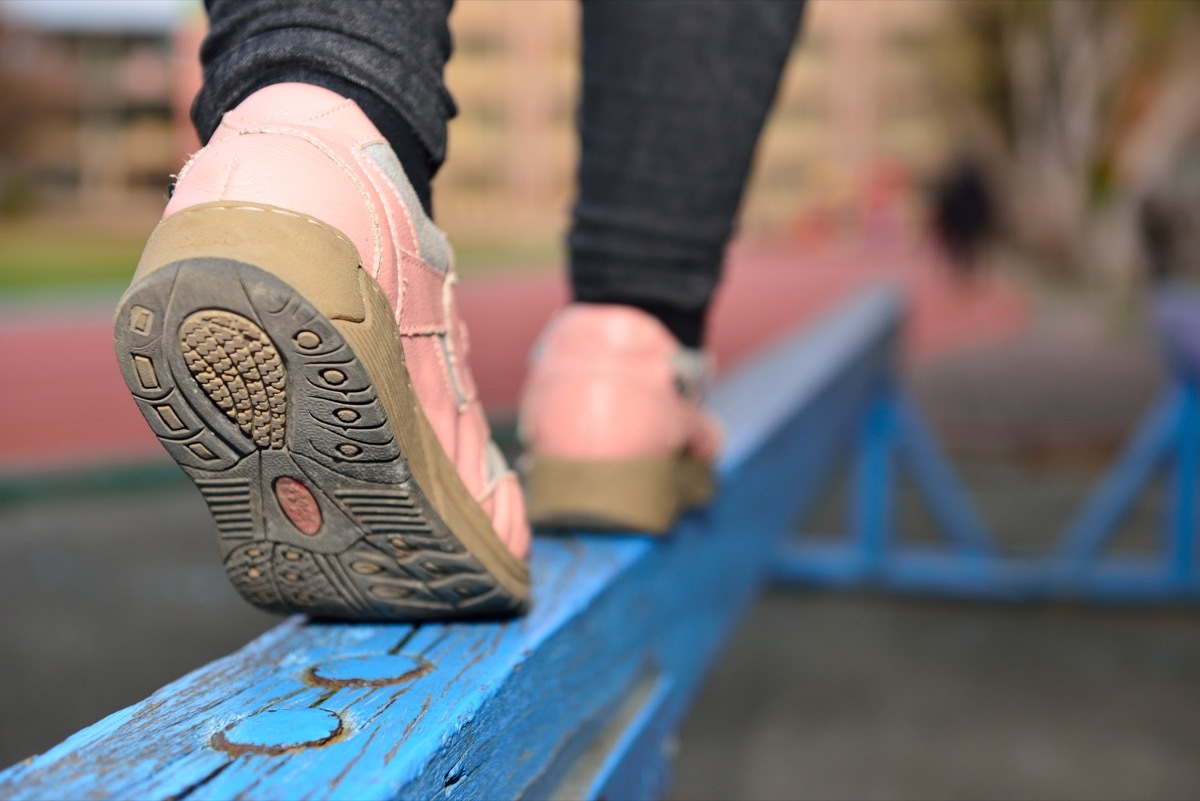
112,1,804,622
929,153,996,279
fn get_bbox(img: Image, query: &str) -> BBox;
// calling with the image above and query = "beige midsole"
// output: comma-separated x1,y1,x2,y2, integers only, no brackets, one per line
131,201,530,601
524,453,716,535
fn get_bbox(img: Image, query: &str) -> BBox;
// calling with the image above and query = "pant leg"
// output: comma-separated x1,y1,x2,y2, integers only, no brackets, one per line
570,0,805,345
192,0,456,215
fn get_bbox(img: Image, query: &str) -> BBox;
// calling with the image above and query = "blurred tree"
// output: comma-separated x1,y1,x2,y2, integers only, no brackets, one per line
938,0,1200,282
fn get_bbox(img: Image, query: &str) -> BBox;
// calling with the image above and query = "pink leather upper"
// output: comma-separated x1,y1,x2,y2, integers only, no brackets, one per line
519,304,721,463
167,83,529,559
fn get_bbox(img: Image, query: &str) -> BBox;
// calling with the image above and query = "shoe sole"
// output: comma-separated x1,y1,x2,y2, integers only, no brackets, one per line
114,202,530,621
523,454,715,534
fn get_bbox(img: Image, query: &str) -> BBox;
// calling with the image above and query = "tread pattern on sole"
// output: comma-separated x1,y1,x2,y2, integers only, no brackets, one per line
180,311,287,449
196,477,255,539
115,258,523,621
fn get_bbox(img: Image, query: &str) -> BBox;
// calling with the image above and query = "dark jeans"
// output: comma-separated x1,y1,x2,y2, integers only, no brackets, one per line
194,0,804,344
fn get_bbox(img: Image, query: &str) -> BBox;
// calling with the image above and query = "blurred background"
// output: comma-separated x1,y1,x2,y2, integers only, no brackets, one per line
2,0,1200,798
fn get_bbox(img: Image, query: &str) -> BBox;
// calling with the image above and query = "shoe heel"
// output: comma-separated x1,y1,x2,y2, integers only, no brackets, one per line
524,455,715,534
114,202,530,620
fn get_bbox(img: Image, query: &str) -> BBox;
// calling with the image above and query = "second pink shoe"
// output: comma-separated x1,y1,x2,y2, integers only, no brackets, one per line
519,304,721,533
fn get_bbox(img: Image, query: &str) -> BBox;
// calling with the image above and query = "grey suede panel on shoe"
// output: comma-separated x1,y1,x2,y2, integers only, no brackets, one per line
365,142,451,274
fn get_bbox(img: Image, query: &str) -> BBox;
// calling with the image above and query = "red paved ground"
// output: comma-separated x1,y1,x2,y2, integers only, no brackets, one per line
0,236,1026,474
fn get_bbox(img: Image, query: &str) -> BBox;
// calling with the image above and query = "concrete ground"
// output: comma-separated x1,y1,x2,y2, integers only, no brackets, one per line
674,592,1200,801
2,290,1197,799
0,484,277,765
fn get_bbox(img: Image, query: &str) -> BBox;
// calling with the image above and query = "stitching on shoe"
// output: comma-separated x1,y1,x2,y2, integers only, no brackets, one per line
217,157,238,199
285,99,355,125
223,99,356,130
243,125,384,278
452,320,479,405
403,252,450,331
354,142,422,263
378,250,449,334
170,204,358,253
175,149,202,184
355,147,405,309
458,350,480,406
354,143,443,330
440,275,471,406
429,336,462,414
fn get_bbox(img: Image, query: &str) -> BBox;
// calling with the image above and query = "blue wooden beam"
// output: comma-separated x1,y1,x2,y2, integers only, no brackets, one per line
0,287,902,801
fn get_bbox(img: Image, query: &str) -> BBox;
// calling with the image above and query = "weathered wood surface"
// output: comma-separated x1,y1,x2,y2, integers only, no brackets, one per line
0,287,900,801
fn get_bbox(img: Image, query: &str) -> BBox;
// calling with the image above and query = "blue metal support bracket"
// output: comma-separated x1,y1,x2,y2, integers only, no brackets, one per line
774,368,1200,602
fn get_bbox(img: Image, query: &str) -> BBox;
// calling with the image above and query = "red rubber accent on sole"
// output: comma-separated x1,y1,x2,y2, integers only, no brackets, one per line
275,476,322,535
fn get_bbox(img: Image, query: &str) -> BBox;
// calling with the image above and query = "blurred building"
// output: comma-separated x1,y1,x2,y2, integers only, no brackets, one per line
437,1,581,248
0,3,200,226
439,0,953,249
746,0,950,240
1,0,954,244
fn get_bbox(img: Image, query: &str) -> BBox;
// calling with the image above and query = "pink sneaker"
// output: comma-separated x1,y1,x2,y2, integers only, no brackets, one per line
113,84,530,621
518,304,721,533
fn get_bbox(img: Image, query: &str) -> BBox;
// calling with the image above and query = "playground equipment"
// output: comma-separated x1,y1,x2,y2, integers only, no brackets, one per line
1,283,1193,799
775,288,1200,602
0,287,898,800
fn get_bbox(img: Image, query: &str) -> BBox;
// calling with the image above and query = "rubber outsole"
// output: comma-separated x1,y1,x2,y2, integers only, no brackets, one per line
113,206,529,621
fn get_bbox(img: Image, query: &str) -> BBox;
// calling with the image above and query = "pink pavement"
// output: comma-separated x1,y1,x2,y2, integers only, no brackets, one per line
0,236,1027,475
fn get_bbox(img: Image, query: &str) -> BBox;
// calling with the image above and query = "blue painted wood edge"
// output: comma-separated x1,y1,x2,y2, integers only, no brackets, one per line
0,285,902,801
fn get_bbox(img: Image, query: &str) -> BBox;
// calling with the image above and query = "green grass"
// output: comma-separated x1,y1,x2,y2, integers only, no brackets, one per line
445,235,562,278
0,225,145,291
0,222,560,292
